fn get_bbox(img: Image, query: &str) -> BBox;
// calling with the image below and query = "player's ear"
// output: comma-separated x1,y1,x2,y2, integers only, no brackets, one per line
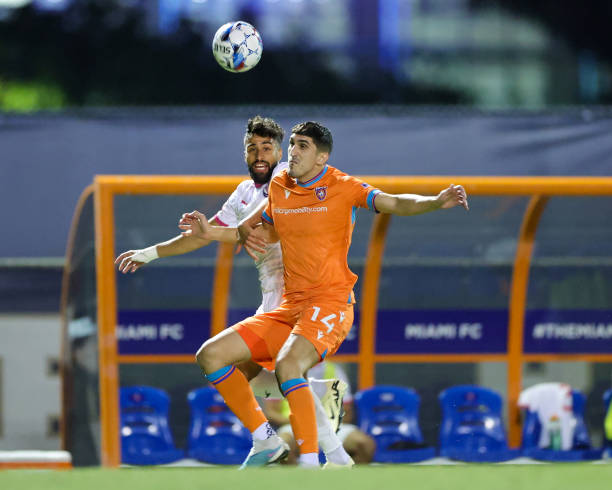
316,151,329,165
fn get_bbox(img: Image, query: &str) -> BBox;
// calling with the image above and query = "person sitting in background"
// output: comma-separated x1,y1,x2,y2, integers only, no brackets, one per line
262,361,376,464
518,382,575,450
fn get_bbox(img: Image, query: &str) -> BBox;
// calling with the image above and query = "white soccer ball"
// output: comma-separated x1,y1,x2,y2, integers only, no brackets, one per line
212,21,263,73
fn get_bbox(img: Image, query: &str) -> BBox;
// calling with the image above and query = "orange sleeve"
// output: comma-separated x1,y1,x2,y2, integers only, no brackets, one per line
344,175,382,212
262,198,273,224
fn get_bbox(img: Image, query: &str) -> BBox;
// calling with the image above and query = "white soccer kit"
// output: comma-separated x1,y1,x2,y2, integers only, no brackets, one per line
212,162,287,313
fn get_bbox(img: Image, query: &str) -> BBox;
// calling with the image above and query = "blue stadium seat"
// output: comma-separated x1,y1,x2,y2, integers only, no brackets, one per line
354,385,436,463
187,387,251,464
521,389,602,461
604,389,612,459
119,386,184,465
438,385,521,462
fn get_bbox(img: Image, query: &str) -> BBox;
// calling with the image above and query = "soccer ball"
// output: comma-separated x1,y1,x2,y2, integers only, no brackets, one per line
212,21,263,73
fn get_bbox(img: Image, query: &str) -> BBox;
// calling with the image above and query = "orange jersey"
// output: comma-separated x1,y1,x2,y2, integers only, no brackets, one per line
262,164,381,300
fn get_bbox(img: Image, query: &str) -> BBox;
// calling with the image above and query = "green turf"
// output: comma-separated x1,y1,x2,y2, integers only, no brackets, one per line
1,464,612,490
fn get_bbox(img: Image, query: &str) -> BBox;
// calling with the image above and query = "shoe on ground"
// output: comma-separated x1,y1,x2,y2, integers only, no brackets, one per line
239,435,290,469
323,455,355,469
320,379,348,433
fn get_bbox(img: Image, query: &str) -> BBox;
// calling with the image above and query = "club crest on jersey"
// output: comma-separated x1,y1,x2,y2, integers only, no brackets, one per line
315,186,327,201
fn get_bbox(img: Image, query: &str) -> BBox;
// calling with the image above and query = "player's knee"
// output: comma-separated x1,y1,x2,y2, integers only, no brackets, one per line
195,339,220,371
274,357,300,385
352,433,376,464
344,431,376,464
274,359,290,385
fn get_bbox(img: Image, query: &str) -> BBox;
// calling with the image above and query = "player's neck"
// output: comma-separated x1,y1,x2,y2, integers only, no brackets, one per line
297,164,328,187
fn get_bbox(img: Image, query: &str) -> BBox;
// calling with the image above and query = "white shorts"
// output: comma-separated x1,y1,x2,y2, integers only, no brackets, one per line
278,423,359,444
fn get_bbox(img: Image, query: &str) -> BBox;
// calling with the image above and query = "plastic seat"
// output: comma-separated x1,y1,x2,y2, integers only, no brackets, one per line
187,387,251,464
438,385,521,462
604,389,612,459
354,385,436,463
119,386,184,465
521,389,602,461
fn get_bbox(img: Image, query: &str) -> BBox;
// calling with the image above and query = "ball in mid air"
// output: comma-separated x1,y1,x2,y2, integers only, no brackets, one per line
212,21,263,73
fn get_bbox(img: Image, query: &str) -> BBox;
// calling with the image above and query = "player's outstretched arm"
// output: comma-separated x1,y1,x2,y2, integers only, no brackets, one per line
374,184,469,216
115,215,218,274
178,210,239,243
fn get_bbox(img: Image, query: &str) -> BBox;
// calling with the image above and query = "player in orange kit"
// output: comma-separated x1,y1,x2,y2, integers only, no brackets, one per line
181,121,468,468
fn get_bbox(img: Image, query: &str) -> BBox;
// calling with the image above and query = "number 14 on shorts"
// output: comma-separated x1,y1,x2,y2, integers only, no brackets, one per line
311,306,345,334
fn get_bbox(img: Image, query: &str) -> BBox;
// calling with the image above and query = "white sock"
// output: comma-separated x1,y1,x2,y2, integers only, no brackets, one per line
309,378,329,399
326,445,353,465
298,453,320,467
313,395,342,453
252,421,276,442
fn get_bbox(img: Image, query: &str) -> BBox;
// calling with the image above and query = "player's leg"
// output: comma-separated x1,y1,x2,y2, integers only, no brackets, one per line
276,299,355,467
195,328,270,439
310,378,354,467
249,369,352,465
196,326,251,373
277,427,299,464
236,360,263,381
275,333,321,467
195,321,288,467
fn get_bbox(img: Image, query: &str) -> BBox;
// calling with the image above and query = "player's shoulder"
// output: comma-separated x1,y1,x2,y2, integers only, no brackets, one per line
231,178,255,198
235,178,254,191
327,165,361,186
271,161,289,179
270,163,291,187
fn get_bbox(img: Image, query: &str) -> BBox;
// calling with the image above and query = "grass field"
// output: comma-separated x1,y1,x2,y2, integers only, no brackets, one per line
2,464,611,490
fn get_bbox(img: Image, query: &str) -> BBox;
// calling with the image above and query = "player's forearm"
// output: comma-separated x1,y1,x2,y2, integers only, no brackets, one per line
156,234,211,258
206,225,240,243
379,193,442,216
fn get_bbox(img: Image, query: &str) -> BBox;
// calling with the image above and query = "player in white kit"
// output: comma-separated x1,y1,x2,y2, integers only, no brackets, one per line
115,116,354,467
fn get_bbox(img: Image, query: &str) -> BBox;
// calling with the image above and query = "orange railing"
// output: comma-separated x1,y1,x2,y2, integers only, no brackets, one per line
92,175,612,467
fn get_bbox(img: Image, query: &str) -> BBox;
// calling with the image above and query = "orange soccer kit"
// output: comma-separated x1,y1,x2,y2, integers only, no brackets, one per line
209,164,381,454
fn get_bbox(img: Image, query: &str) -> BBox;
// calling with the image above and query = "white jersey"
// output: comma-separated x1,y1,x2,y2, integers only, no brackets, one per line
212,162,287,313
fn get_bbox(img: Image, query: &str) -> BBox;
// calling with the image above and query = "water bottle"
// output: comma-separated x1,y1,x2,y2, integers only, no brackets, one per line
548,415,562,450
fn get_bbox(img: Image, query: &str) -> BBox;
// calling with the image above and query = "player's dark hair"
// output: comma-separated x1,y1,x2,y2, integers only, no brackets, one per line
291,121,333,154
244,115,284,147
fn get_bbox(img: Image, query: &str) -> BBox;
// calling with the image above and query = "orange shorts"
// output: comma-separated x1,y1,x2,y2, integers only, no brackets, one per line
233,296,354,370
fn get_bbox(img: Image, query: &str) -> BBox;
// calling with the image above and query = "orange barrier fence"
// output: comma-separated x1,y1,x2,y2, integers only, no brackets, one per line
92,175,612,466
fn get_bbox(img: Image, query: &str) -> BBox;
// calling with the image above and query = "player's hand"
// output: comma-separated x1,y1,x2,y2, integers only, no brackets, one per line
115,250,146,274
437,184,469,211
243,225,268,260
178,210,211,241
238,220,266,254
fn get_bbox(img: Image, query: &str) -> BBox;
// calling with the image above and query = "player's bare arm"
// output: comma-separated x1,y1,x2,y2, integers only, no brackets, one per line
115,216,217,274
374,184,469,215
178,210,239,243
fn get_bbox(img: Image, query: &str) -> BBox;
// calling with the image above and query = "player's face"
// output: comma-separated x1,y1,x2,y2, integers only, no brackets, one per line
245,135,282,184
287,134,328,183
